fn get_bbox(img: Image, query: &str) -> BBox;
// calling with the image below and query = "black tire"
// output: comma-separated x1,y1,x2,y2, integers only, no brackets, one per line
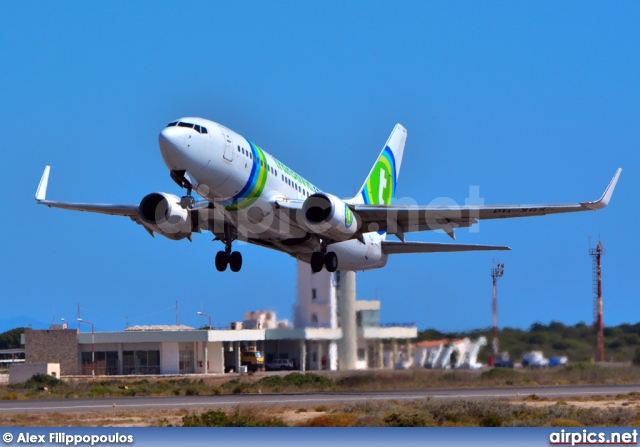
180,195,195,210
229,251,242,272
325,252,338,272
215,251,228,271
310,252,323,273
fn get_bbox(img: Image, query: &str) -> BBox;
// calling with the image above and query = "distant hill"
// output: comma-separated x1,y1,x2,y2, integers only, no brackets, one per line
0,327,28,350
0,316,50,334
417,321,640,363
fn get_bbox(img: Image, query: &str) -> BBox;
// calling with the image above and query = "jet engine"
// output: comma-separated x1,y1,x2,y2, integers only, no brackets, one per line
302,193,357,241
138,192,192,240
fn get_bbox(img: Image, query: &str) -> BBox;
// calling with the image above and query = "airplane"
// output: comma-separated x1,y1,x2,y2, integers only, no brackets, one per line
35,118,621,273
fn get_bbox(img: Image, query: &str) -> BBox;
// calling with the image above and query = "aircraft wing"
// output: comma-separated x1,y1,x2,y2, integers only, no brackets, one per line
34,166,211,234
382,241,510,254
352,168,621,240
35,166,140,217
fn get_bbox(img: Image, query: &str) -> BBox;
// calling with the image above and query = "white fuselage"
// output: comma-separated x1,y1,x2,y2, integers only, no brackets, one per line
158,117,388,271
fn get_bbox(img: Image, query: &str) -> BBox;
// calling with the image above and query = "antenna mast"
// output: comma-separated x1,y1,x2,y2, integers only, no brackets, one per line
491,260,505,357
589,239,605,362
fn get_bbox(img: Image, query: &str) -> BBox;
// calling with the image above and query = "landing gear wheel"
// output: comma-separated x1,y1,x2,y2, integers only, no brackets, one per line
324,252,338,273
310,252,324,273
229,251,243,272
215,251,228,272
180,195,195,210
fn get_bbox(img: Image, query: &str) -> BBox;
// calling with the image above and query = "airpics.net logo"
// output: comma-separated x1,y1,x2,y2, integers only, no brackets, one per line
3,432,133,446
549,429,638,446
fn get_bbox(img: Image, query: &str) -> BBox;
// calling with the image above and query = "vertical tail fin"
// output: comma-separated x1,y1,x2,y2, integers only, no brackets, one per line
351,123,407,206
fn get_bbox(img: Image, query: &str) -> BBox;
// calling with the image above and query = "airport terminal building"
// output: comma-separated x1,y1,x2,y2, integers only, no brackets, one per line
23,264,417,376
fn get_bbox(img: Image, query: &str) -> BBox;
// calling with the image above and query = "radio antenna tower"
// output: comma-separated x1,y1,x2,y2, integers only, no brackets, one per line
491,260,505,357
589,239,605,362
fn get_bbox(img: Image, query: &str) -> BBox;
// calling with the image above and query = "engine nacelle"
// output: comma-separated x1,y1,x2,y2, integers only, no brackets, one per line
302,193,357,241
138,192,191,240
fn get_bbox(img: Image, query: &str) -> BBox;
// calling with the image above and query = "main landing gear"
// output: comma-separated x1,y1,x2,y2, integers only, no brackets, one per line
215,226,242,272
310,250,338,273
215,249,242,272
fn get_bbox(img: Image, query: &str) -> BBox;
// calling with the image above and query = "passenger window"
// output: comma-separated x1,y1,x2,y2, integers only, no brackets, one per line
237,145,240,152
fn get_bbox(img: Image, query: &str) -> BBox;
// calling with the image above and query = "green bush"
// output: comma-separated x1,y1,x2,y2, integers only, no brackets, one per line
335,374,374,388
256,375,284,388
89,386,111,397
563,361,596,371
384,411,433,427
480,368,520,381
182,409,287,427
283,372,332,388
481,413,502,427
11,373,63,390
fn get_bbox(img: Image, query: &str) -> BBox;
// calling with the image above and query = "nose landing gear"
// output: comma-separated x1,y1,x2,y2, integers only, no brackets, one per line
180,188,195,210
170,170,196,210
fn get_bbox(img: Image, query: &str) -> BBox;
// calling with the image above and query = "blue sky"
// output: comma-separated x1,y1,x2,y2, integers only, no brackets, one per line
1,2,638,334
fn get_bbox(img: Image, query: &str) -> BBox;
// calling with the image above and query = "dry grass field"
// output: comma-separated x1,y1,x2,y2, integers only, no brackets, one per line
2,364,640,427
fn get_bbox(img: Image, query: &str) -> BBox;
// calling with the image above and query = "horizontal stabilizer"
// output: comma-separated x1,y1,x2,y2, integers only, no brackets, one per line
382,241,510,255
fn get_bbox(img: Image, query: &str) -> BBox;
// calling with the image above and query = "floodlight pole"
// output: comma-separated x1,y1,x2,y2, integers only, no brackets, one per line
77,318,94,380
197,311,212,330
491,261,505,357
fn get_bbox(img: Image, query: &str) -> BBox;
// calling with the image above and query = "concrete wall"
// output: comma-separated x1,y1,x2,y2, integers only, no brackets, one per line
208,342,224,374
160,342,179,374
25,330,79,375
9,363,60,384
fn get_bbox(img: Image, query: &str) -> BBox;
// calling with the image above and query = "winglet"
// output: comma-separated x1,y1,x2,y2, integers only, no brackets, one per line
35,166,51,202
583,168,621,210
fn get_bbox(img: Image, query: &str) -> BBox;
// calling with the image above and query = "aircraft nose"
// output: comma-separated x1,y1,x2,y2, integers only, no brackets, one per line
158,126,185,161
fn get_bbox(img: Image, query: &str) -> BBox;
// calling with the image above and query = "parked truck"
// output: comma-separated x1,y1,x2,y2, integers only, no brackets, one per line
224,346,265,372
491,352,514,368
241,346,265,372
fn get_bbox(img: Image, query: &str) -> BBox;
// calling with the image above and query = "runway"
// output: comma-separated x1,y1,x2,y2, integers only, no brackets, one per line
1,384,639,413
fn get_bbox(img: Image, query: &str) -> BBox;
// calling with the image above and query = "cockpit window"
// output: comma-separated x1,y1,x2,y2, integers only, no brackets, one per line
169,121,208,134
